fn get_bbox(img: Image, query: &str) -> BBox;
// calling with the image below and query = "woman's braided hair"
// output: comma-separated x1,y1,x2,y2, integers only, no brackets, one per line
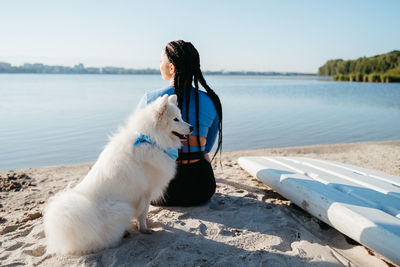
164,40,222,162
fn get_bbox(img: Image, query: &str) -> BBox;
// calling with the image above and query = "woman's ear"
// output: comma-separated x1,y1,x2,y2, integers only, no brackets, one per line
169,63,175,75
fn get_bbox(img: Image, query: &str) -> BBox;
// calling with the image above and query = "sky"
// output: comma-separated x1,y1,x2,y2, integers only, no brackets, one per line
0,0,399,73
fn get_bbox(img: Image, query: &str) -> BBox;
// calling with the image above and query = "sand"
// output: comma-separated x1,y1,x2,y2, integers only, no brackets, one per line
1,140,399,266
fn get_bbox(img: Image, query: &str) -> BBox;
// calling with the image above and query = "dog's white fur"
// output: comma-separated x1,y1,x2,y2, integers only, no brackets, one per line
43,94,192,255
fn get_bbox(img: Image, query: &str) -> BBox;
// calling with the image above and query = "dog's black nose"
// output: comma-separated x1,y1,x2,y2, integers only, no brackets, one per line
189,126,194,132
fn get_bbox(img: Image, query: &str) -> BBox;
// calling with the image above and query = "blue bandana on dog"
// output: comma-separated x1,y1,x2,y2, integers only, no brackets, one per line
133,132,178,160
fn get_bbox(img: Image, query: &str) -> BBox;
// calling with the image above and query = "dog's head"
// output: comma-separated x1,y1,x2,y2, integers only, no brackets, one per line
150,94,193,148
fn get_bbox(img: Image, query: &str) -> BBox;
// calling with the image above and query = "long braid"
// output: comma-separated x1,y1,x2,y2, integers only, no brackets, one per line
194,78,201,156
166,41,193,159
165,40,223,163
197,72,223,162
180,41,197,158
165,47,183,108
185,81,191,158
186,42,223,162
185,44,203,157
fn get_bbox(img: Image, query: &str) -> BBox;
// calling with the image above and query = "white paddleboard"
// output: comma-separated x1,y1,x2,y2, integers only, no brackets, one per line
238,156,400,265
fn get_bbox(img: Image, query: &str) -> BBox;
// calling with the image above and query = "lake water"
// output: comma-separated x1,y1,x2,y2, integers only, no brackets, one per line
1,74,399,170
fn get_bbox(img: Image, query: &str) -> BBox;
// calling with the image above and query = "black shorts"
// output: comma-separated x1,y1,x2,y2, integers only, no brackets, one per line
152,157,216,207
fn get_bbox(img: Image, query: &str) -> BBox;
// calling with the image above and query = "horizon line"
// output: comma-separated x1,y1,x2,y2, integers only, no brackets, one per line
0,61,317,75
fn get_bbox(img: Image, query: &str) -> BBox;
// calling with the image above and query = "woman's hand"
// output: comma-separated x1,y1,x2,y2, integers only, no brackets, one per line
204,153,211,163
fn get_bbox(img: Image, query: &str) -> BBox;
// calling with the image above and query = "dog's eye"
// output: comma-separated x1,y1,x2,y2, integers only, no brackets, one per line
173,118,179,122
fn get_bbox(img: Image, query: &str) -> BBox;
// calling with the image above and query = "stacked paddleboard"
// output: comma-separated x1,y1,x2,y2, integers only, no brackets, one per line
238,156,400,265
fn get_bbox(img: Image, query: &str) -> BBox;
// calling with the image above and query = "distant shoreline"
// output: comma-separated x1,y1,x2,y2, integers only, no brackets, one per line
0,72,321,77
0,61,315,76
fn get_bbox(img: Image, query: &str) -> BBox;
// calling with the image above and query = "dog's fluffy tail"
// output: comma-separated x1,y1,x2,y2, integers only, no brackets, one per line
44,188,134,255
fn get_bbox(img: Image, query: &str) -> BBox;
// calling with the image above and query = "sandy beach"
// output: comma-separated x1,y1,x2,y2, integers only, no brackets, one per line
1,140,399,266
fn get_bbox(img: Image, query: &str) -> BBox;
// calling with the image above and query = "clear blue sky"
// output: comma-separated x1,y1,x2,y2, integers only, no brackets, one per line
1,0,399,73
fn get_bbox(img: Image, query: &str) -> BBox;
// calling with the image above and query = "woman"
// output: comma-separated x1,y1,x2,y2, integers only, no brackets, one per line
137,40,222,206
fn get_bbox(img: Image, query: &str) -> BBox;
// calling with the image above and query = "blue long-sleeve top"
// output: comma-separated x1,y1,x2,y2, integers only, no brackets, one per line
137,86,219,153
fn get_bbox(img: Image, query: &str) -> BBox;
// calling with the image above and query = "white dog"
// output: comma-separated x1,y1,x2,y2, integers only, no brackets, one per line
43,94,192,255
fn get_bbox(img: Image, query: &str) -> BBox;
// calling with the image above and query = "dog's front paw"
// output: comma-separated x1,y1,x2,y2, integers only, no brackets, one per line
139,228,154,234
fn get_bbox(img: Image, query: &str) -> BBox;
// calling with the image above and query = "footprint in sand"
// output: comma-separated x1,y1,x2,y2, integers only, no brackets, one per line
177,213,191,220
18,223,32,230
270,238,293,252
22,243,35,249
0,254,9,261
219,227,243,237
23,245,46,257
199,223,207,236
0,225,18,235
10,226,33,239
244,193,258,199
208,197,226,210
5,241,24,251
19,211,42,223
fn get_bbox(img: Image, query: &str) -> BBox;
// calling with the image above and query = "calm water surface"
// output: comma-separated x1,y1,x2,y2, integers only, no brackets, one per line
1,74,399,170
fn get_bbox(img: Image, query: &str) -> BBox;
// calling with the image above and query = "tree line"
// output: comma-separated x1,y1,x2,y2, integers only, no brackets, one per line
318,50,400,82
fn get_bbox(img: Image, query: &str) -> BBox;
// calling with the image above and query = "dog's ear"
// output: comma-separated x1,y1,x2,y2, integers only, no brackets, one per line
155,94,169,120
168,95,178,106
